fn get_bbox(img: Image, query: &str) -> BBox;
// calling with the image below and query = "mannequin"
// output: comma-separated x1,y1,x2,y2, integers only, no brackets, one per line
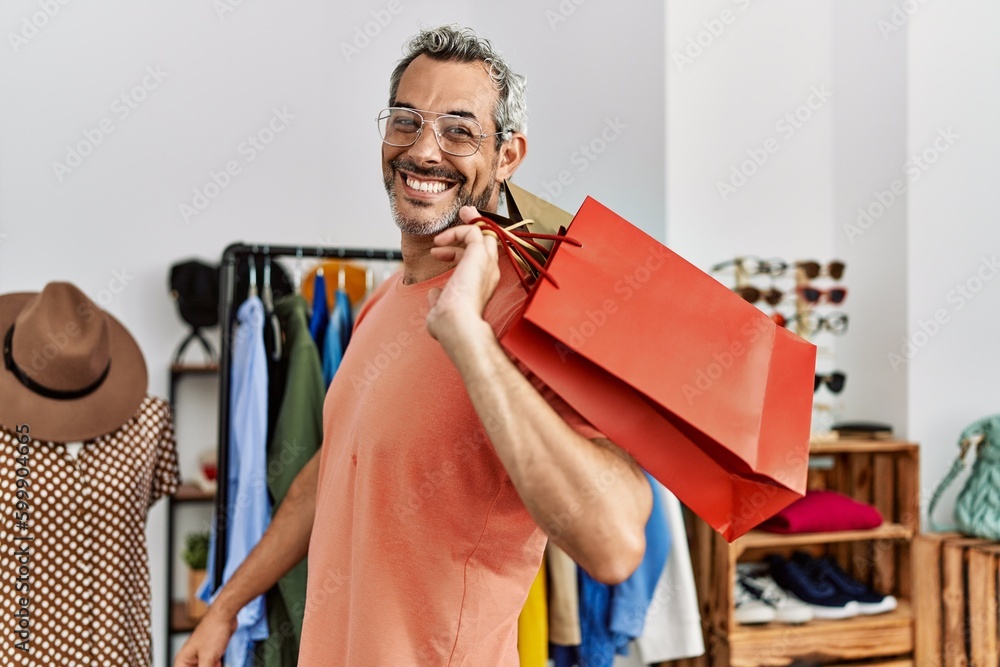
0,282,179,667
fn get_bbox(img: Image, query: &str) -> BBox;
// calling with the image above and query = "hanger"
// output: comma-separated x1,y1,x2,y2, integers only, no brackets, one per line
247,254,258,299
293,248,303,294
262,249,282,361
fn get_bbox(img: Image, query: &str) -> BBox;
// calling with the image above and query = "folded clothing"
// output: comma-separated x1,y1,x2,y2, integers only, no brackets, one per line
758,490,883,534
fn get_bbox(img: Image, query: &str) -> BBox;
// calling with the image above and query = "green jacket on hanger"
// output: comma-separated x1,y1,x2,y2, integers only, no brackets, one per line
254,293,324,667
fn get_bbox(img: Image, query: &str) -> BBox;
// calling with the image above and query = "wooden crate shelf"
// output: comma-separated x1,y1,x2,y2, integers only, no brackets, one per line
725,601,912,667
684,439,920,667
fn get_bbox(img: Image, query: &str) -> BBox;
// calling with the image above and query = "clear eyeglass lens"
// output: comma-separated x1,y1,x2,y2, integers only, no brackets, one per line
378,108,482,156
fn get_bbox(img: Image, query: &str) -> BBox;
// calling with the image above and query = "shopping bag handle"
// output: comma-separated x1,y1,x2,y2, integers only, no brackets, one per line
467,216,580,290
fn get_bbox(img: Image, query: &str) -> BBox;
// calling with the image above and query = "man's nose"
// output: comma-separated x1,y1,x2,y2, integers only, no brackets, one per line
406,123,443,162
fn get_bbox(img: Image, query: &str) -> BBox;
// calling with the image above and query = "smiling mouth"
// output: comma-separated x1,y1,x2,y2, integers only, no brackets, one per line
400,171,457,195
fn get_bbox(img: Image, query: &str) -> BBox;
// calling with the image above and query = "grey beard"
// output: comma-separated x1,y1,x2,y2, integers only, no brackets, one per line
384,167,498,237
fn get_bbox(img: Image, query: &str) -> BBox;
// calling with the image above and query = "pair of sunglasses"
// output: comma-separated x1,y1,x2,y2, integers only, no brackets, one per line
815,372,846,394
797,260,846,280
798,286,847,304
788,312,849,335
736,286,783,306
712,256,788,277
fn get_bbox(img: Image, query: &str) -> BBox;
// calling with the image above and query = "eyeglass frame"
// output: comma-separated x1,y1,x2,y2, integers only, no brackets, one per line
787,311,849,335
377,106,512,157
711,256,789,277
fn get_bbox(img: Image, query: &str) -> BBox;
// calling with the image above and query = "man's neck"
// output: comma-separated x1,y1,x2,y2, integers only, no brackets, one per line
399,233,455,285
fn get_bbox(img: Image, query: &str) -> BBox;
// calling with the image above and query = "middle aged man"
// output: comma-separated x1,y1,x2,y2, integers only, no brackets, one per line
176,24,652,667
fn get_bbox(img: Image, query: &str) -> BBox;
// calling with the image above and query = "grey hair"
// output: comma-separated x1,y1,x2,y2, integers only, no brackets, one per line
388,25,527,149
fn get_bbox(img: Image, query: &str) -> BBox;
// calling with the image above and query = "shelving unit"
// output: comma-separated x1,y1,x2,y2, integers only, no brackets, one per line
164,363,218,667
686,438,920,667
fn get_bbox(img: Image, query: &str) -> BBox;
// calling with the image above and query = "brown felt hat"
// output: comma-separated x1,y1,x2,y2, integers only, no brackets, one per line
0,282,147,442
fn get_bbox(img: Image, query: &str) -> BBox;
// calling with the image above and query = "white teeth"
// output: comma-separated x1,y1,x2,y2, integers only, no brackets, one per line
405,175,448,193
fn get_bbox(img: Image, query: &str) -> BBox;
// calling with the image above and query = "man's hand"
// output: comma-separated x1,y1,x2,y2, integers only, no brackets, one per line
173,605,237,667
425,205,501,346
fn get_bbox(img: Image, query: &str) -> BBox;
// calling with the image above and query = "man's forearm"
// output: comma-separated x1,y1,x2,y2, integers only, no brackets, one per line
441,319,652,585
210,451,320,617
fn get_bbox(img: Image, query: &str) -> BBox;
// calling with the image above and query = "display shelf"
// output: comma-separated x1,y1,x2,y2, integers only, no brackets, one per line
173,482,215,503
169,362,219,375
685,439,920,667
170,600,200,633
735,523,913,554
725,601,912,667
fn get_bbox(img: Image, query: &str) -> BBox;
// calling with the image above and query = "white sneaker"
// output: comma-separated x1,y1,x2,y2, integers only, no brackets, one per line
741,572,814,624
734,576,776,625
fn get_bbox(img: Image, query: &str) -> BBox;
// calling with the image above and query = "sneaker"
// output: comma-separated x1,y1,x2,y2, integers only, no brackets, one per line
738,568,814,624
734,575,776,624
799,553,898,615
765,554,860,620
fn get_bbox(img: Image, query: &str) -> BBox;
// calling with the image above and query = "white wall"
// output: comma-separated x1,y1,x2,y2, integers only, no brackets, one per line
0,2,665,665
907,0,1000,519
665,0,1000,528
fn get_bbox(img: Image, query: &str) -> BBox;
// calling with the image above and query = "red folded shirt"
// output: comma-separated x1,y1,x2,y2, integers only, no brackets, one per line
758,490,883,534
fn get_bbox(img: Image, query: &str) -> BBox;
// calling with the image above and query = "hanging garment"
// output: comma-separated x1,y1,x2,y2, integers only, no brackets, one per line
0,396,179,667
628,483,705,664
578,472,670,667
297,254,605,667
518,554,548,667
308,271,329,356
199,296,271,667
548,542,582,647
254,294,324,667
321,289,353,387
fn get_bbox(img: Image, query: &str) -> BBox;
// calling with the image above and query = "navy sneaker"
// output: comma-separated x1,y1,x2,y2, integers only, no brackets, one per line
798,553,898,615
765,554,860,619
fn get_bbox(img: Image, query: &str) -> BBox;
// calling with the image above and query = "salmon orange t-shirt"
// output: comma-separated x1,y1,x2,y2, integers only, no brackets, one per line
297,254,601,666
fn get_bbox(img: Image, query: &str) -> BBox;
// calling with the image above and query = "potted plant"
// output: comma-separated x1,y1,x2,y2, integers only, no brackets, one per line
181,531,210,621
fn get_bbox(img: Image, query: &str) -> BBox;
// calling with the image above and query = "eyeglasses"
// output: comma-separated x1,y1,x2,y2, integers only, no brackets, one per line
796,260,846,280
377,107,510,157
797,286,847,304
815,372,846,394
736,286,784,306
712,256,789,277
788,312,849,335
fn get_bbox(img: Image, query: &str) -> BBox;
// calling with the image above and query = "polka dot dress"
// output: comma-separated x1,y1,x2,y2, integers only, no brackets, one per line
0,395,179,667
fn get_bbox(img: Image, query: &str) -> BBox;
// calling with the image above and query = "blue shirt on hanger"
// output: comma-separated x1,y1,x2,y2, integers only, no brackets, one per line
198,296,272,667
309,271,330,357
322,289,353,387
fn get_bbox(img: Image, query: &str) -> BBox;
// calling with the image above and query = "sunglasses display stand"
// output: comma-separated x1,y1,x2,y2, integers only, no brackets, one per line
715,256,848,439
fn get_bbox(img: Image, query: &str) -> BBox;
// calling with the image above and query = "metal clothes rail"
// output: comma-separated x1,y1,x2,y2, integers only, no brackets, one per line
211,242,400,584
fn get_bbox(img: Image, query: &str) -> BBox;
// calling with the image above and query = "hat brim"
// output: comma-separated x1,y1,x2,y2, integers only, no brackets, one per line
0,292,148,442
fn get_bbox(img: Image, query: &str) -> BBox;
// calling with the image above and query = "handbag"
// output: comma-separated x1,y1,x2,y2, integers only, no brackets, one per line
928,415,1000,539
474,194,816,541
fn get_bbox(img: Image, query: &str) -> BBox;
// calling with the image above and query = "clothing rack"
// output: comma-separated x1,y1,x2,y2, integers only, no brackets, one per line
211,242,400,584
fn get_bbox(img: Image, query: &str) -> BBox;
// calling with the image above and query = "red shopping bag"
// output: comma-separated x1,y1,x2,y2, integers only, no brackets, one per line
498,197,816,541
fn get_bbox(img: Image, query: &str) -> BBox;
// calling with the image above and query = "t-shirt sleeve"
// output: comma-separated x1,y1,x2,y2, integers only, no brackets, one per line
510,357,606,442
149,401,181,508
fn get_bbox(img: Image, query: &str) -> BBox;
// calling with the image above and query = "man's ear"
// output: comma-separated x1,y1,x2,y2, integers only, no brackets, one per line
495,132,527,183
